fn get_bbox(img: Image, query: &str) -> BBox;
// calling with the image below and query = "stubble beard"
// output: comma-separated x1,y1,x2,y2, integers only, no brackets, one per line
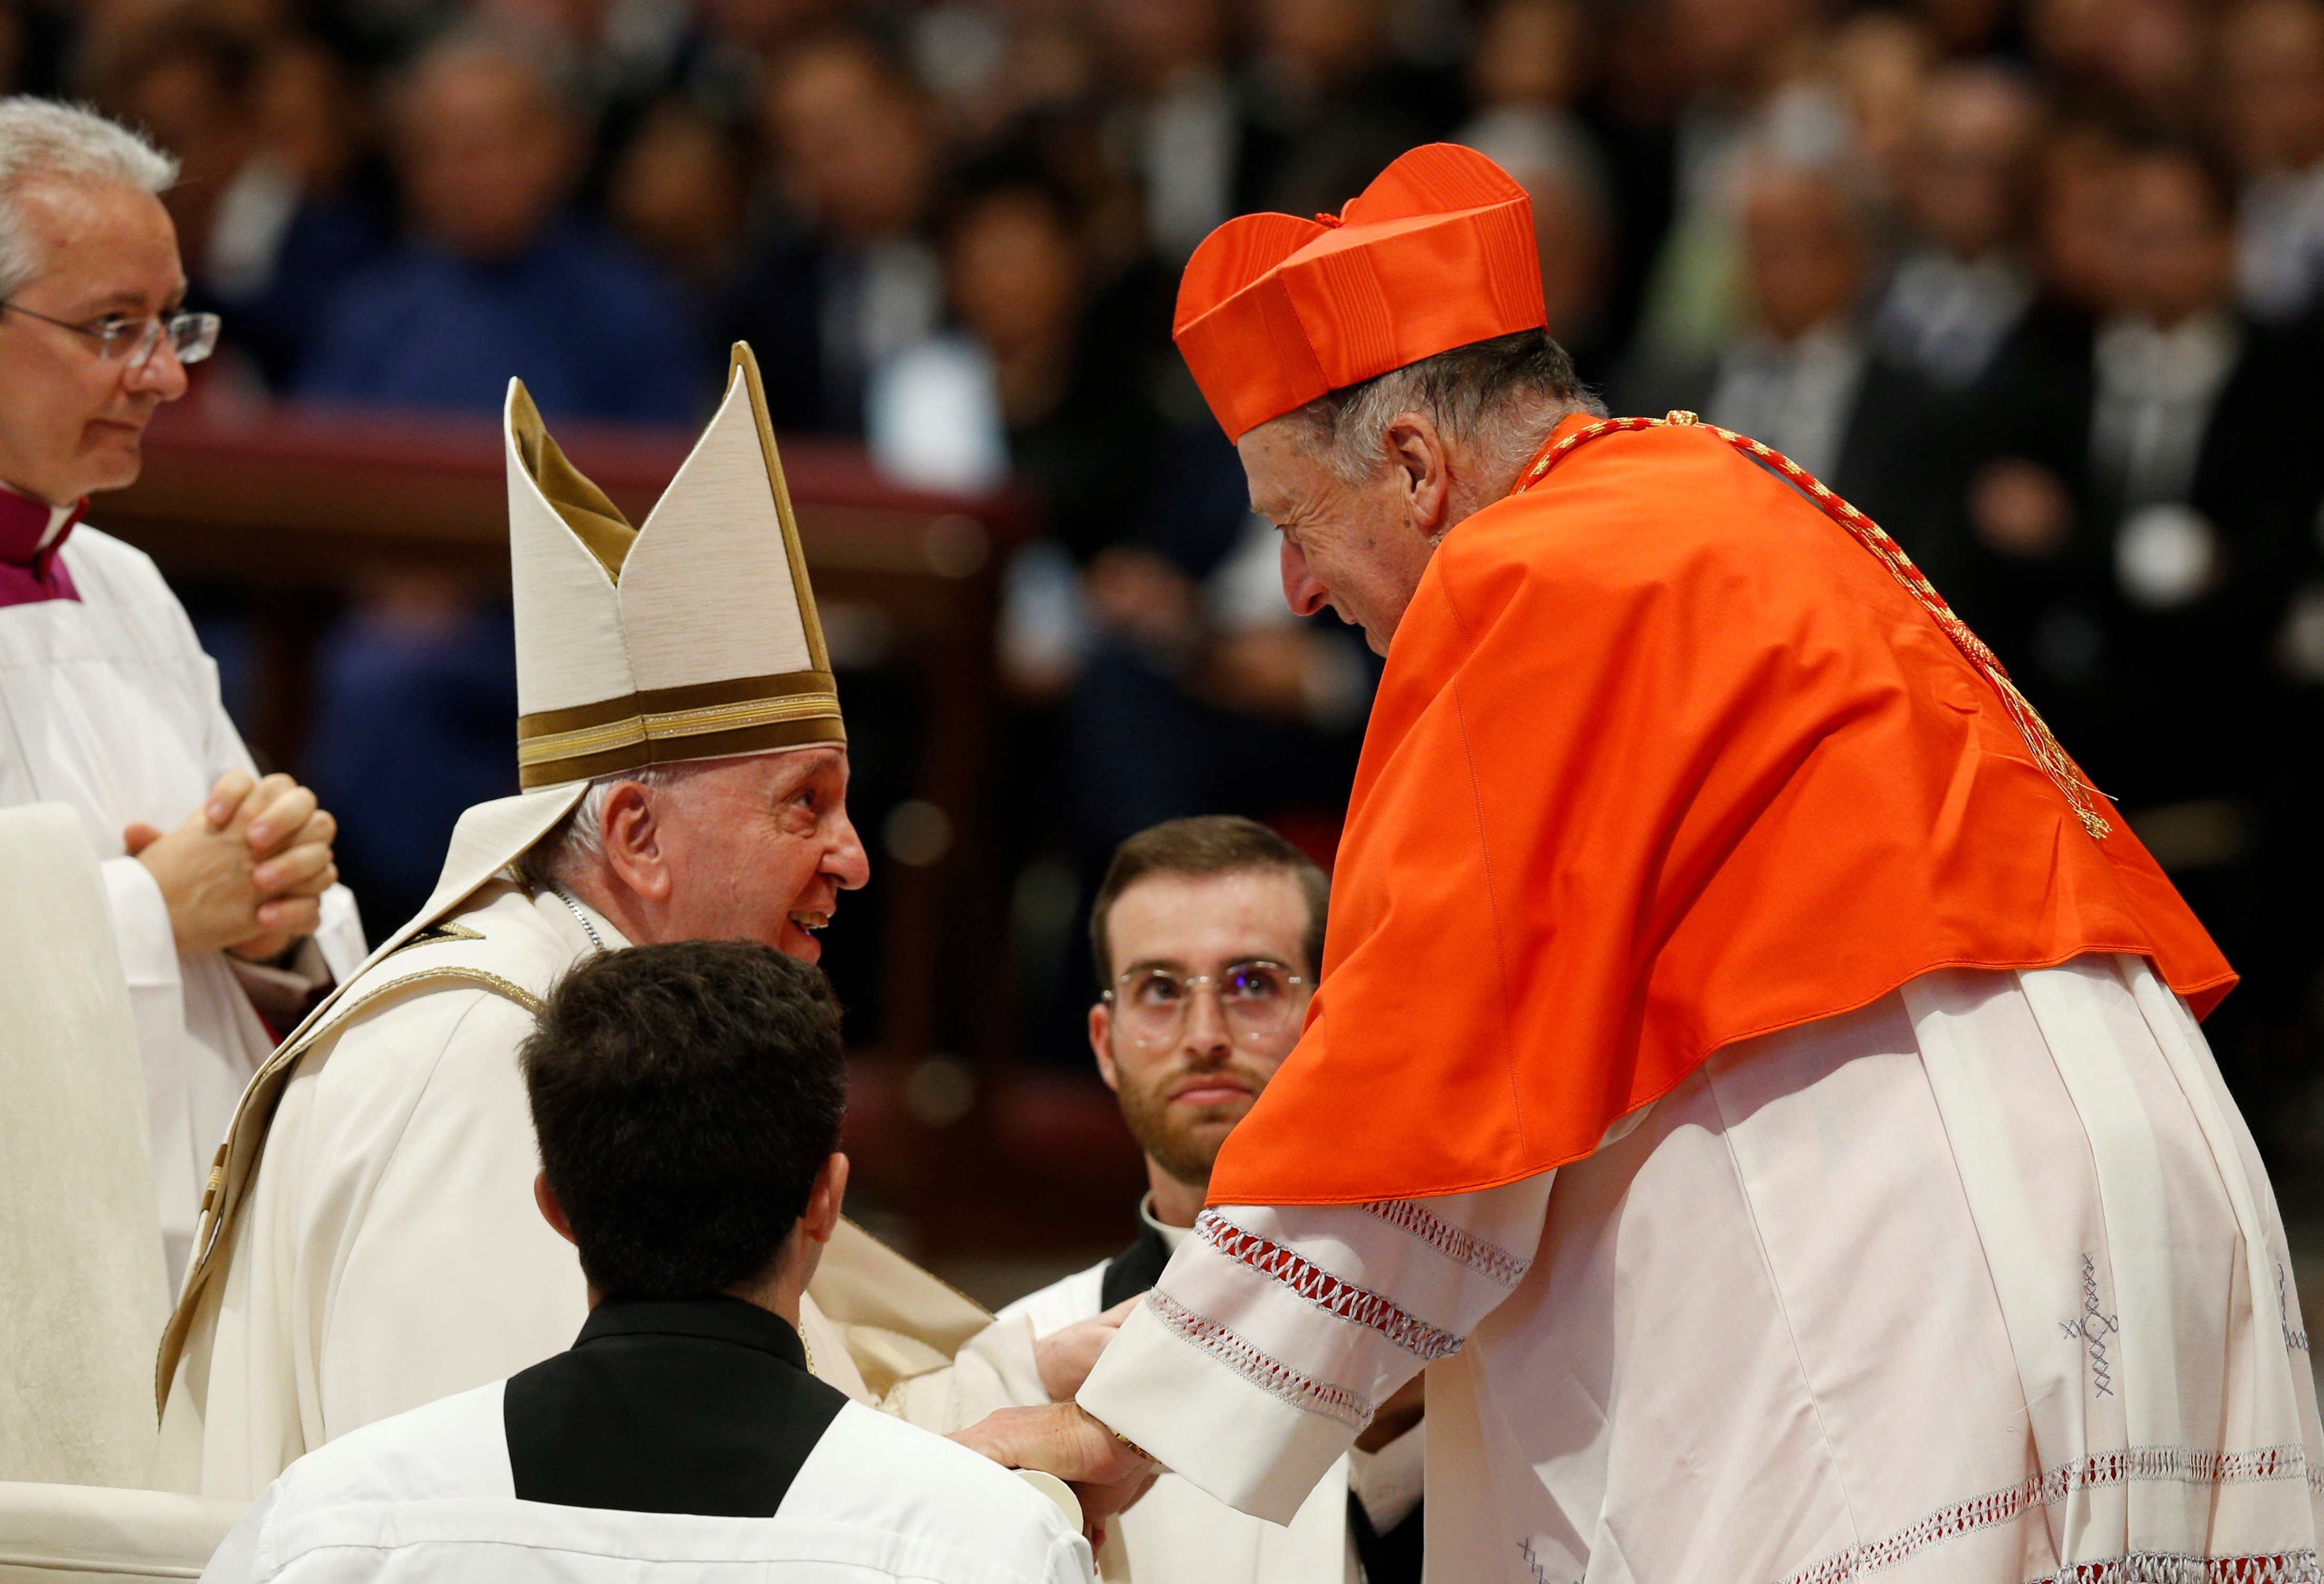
1114,1051,1266,1191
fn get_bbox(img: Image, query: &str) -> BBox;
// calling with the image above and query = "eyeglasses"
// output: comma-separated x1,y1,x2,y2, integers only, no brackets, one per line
1105,960,1312,1050
0,302,221,370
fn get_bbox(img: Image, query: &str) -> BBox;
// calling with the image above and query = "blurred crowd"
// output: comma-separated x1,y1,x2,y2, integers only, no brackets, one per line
13,0,2324,1139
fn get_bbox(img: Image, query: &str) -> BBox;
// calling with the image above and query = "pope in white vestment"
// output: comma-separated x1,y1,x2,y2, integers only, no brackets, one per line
153,346,1032,1497
0,489,365,1284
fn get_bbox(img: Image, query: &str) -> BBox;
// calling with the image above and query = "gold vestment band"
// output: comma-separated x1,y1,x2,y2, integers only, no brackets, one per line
516,670,845,788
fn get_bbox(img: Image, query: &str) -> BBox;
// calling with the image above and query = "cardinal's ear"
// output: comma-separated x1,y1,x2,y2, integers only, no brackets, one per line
1382,410,1454,540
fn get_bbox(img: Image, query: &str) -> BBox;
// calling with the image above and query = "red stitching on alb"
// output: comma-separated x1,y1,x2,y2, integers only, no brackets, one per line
1363,1199,1530,1289
1144,1289,1371,1429
1195,1210,1464,1360
1779,1445,2315,1584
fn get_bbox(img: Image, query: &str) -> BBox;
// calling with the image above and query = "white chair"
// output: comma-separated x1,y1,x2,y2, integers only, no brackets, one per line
0,803,170,1486
0,1484,244,1584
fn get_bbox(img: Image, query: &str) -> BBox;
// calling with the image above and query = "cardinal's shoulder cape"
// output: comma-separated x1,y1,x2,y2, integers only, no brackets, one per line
1211,417,2232,1205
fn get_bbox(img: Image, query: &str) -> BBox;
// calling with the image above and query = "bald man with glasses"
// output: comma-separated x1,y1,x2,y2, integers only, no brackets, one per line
981,816,1422,1584
0,97,363,1286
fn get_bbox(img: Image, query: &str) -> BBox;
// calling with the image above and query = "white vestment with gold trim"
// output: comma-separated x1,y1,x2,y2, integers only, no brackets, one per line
1079,956,2324,1583
155,879,1019,1498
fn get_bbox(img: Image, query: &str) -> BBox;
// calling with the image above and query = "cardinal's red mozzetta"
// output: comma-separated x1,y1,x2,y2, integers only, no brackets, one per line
1170,145,2232,1207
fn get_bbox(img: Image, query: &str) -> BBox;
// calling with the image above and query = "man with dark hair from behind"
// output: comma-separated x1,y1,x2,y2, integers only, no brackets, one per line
199,942,1090,1584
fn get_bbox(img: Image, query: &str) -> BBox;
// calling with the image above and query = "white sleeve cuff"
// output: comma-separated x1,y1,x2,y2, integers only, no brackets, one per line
1077,1298,1355,1525
101,855,182,993
312,884,368,981
1351,1420,1425,1533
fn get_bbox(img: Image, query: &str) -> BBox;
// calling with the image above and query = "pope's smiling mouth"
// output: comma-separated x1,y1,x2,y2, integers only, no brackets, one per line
788,910,831,933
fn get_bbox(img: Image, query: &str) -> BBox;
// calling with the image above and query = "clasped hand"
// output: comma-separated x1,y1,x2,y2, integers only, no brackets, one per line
127,770,341,962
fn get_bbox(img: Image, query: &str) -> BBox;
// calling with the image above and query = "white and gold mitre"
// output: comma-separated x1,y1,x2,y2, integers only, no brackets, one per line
507,341,843,791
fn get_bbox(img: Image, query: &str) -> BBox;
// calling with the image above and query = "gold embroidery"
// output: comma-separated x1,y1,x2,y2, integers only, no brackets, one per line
156,963,546,1410
386,920,486,954
516,690,842,769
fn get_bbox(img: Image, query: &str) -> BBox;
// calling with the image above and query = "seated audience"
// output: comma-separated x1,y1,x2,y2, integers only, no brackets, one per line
0,96,362,1285
720,30,942,435
1874,62,2045,396
996,816,1422,1583
2220,0,2324,325
1620,154,1940,555
298,25,696,422
197,941,1090,1584
106,21,392,390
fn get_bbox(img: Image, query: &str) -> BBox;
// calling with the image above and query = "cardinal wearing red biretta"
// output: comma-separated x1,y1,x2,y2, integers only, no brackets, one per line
1075,144,2321,1584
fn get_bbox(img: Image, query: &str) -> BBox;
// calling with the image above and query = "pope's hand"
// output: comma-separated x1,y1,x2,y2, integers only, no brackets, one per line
126,770,341,960
1034,1296,1139,1402
950,1404,1159,1542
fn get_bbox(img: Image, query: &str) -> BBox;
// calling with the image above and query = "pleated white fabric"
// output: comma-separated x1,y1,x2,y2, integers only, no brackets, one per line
1077,956,2324,1584
0,803,168,1486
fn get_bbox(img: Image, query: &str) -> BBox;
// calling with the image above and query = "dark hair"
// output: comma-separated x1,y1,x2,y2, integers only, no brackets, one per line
1089,815,1331,987
520,941,846,1299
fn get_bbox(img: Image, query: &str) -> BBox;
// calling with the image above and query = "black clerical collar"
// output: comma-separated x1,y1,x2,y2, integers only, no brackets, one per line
575,1295,807,1371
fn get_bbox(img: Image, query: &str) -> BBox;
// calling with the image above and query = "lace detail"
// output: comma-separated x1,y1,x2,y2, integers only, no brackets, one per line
1144,1289,1370,1429
1364,1199,1531,1290
2280,1263,2311,1355
1780,1446,2316,1584
2032,1554,2319,1583
1194,1210,1464,1361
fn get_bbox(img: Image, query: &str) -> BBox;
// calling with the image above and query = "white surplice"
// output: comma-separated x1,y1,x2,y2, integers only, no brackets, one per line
198,1380,1091,1584
1078,955,2324,1583
156,878,1024,1498
996,1199,1413,1584
0,523,366,1283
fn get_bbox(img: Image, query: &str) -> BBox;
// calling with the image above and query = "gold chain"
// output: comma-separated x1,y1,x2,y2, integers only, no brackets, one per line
1518,411,2112,841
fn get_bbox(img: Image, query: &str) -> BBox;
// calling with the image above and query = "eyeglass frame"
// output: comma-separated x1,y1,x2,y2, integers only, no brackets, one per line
0,300,221,371
1101,958,1315,1050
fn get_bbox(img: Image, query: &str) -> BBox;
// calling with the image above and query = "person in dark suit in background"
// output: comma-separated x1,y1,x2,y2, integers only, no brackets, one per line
1616,153,1941,555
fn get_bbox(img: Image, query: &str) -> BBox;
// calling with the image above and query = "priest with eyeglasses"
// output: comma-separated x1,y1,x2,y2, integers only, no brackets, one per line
959,816,1420,1584
0,97,364,1287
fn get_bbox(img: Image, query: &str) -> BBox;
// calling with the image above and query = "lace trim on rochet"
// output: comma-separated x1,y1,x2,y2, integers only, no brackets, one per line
2029,1555,2320,1584
1364,1199,1531,1289
1145,1289,1371,1430
1194,1210,1464,1361
1782,1445,2320,1584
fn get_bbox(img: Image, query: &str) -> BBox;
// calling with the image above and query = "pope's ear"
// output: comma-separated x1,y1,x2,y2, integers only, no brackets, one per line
597,779,672,902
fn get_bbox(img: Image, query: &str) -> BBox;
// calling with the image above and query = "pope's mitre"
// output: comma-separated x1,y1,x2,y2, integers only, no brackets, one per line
505,341,844,790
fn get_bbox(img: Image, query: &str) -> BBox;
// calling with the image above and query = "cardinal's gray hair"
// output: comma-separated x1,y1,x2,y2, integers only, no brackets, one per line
0,98,178,301
1280,329,1604,487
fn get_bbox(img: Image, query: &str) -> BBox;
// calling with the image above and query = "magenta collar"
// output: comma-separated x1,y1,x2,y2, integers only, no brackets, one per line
0,485,84,606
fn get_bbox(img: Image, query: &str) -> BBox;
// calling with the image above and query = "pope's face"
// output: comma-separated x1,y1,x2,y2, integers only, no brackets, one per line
1238,418,1439,655
0,177,190,506
653,748,871,964
1090,868,1315,1189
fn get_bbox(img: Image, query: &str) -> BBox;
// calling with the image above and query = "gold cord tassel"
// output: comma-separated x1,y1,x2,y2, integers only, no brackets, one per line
1522,416,2113,842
